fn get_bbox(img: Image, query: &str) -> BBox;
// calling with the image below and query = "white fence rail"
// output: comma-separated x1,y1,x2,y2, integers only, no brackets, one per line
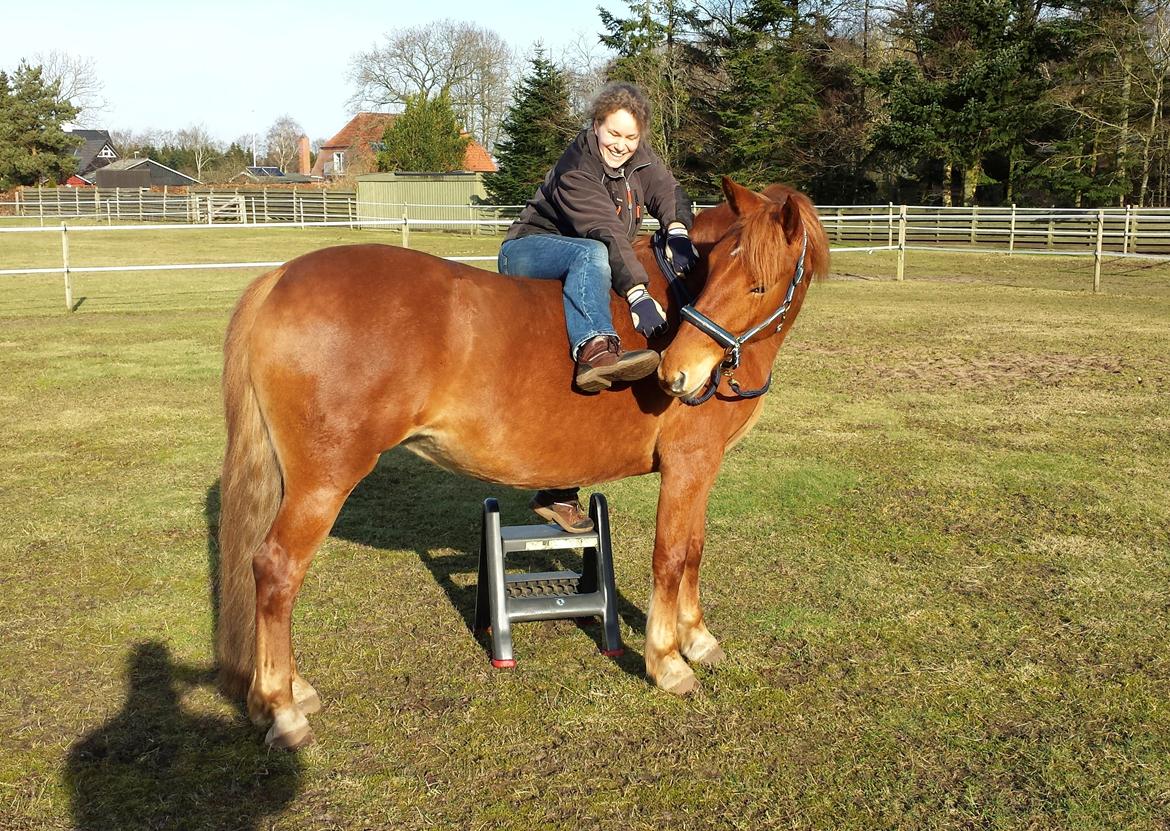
3,203,1169,310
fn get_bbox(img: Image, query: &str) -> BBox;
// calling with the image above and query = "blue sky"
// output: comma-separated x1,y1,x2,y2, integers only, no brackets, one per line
4,0,618,144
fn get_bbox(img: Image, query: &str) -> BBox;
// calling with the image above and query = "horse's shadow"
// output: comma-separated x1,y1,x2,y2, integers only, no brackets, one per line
64,641,302,831
206,449,648,677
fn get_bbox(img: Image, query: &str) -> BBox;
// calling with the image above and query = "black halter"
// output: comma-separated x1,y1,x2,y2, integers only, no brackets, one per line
653,227,809,406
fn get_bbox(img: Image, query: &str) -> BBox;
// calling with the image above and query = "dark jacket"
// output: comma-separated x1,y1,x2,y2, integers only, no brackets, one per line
505,128,693,296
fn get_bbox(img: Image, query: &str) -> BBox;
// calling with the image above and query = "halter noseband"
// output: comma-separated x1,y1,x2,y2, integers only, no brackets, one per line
654,227,809,406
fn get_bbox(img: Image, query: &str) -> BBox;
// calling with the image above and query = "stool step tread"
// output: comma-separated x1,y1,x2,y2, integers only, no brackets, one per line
505,570,581,598
501,523,600,552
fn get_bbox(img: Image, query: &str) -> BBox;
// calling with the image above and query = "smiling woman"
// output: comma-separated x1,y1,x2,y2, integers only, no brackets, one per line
495,81,702,532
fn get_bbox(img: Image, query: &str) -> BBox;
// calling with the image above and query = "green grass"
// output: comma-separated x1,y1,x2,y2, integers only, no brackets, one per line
1,227,1169,829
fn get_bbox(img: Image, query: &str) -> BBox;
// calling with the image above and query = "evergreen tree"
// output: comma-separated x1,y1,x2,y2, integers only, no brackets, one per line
377,91,470,173
872,0,1063,205
713,3,822,190
0,61,81,188
485,53,578,206
600,0,693,171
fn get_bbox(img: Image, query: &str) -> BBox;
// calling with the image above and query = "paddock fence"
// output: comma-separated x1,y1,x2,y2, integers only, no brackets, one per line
8,187,1170,256
4,193,1170,310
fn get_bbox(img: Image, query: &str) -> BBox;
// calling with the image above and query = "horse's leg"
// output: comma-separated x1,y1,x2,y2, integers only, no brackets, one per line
676,514,726,666
247,475,365,749
646,460,719,695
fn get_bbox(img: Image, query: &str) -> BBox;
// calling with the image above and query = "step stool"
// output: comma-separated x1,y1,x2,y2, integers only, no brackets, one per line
474,493,623,668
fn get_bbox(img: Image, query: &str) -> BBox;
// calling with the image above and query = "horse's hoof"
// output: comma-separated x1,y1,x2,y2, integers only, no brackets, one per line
265,710,314,750
657,665,700,696
292,677,322,715
685,641,726,667
247,696,271,728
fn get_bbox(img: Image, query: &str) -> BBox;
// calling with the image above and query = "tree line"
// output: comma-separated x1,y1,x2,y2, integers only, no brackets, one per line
577,0,1170,206
7,1,1170,205
344,0,1170,207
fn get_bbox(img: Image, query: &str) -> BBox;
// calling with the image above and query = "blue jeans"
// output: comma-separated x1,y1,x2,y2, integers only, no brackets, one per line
498,235,617,359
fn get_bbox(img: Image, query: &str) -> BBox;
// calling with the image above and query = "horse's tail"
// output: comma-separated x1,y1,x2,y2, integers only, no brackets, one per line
215,267,285,698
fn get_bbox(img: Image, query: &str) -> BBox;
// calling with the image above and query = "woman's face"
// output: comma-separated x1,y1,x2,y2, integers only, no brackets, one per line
594,108,641,169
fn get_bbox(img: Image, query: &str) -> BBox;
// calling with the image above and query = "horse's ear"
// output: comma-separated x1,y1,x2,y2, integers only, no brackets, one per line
778,196,802,244
721,176,768,216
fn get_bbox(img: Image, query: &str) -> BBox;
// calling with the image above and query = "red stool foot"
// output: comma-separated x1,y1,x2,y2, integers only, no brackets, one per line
491,658,516,669
600,648,624,658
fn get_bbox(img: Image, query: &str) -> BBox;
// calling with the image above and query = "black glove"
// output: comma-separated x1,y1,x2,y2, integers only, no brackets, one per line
626,286,668,339
665,226,699,274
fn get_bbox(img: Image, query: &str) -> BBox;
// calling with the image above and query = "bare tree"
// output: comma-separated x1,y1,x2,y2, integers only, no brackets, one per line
552,36,610,123
175,123,221,180
264,116,305,172
33,51,107,126
348,19,517,150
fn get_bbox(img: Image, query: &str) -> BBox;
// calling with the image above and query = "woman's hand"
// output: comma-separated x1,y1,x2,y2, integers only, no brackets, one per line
665,225,699,274
626,286,668,338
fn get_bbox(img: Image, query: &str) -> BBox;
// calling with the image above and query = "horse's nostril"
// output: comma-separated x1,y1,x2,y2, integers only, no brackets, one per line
670,372,688,395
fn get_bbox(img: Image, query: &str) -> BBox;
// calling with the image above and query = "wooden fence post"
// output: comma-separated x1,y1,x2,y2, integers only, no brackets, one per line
38,185,44,226
1122,205,1132,254
61,222,73,311
1093,209,1104,293
402,206,410,248
1009,204,1017,255
896,205,908,281
887,202,894,248
1047,212,1054,250
1130,207,1140,254
970,205,978,245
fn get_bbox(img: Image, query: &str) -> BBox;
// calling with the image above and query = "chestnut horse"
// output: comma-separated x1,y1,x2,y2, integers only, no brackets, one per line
216,177,829,748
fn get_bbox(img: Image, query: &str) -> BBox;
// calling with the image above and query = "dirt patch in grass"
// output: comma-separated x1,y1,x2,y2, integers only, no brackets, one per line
880,352,1127,389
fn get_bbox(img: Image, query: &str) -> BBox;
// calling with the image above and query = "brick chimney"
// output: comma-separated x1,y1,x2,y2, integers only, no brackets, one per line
298,136,311,175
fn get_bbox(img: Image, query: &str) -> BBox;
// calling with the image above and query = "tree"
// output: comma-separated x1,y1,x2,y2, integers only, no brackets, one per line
0,61,81,188
348,19,515,150
600,0,695,169
33,51,106,127
872,0,1061,205
711,1,823,190
175,123,220,181
486,52,580,205
376,91,470,172
264,116,304,173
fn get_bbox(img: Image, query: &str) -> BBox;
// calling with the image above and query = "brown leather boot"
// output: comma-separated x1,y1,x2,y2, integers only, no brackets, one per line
574,335,660,392
529,491,595,533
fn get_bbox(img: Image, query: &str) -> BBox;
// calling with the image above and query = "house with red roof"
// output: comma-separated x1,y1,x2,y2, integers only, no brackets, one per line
312,112,496,179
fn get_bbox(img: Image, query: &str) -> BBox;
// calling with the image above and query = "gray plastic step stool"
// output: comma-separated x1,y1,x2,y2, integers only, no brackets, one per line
474,493,623,668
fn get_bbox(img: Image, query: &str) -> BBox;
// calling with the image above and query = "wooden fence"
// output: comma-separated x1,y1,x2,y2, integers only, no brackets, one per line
11,188,1170,254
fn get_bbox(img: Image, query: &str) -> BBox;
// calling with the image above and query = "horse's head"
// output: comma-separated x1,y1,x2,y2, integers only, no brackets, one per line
657,177,828,399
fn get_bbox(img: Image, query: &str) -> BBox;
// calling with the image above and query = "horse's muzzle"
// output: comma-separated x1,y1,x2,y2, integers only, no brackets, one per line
659,367,701,398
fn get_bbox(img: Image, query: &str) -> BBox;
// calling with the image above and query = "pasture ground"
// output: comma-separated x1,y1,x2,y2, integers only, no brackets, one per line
1,227,1168,830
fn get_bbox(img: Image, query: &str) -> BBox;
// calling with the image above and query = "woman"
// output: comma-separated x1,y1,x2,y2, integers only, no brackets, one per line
498,82,699,533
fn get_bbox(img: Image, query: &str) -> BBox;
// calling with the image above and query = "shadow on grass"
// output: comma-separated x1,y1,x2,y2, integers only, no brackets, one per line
64,642,301,831
334,450,647,641
204,448,647,679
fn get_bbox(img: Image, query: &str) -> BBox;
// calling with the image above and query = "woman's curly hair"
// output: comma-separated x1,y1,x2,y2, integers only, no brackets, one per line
589,83,651,134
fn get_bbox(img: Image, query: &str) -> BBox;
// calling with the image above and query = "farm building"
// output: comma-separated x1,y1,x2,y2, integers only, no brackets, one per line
312,112,496,179
65,129,119,186
355,171,491,226
92,158,200,188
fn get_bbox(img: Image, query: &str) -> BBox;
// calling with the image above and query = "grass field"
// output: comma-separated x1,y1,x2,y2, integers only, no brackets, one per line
1,225,1169,830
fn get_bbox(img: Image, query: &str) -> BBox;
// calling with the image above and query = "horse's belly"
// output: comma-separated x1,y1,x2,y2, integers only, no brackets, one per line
399,418,657,490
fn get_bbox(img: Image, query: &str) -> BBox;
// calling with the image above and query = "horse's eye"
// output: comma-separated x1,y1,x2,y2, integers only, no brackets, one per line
750,286,766,294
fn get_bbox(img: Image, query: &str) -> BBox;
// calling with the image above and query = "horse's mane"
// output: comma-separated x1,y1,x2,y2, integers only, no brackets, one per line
689,183,830,287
